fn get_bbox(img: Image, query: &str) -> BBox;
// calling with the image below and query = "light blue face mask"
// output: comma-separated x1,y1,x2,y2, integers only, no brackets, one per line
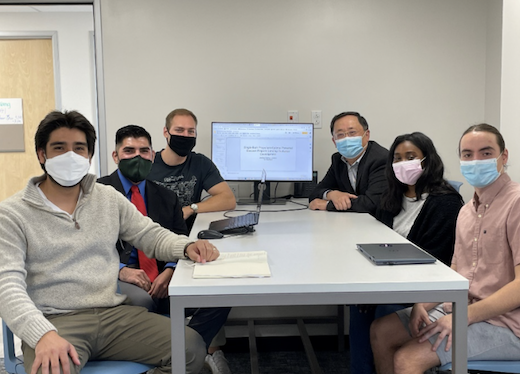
460,155,501,188
336,133,366,159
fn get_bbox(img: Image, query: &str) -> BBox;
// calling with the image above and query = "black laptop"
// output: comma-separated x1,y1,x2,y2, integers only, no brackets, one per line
208,172,265,234
356,243,436,265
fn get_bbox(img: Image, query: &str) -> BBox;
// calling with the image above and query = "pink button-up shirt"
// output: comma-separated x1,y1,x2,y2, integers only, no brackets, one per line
453,173,520,337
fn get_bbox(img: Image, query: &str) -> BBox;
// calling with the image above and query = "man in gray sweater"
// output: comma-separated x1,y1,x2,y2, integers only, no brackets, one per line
0,110,221,374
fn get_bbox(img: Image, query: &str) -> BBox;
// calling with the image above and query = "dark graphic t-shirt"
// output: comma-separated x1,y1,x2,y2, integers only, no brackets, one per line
148,150,224,207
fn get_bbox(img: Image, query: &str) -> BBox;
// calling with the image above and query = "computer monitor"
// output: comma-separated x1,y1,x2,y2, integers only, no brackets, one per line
211,122,314,182
211,122,314,204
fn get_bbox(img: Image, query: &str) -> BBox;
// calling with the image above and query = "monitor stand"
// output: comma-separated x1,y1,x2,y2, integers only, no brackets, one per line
236,181,287,205
237,198,286,205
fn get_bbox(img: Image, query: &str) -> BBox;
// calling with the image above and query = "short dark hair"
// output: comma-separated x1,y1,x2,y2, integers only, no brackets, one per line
115,125,152,149
330,111,369,135
459,123,505,154
381,132,458,215
35,110,96,158
165,108,198,130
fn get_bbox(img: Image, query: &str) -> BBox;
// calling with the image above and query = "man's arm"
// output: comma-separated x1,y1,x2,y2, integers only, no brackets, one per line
308,157,339,203
116,191,189,261
417,264,520,351
0,207,58,347
182,181,236,219
326,152,387,214
467,264,520,324
115,190,221,263
169,196,190,235
0,206,79,374
323,190,358,211
342,159,386,214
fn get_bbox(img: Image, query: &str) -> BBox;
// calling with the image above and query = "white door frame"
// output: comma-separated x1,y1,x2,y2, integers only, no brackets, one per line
0,0,108,175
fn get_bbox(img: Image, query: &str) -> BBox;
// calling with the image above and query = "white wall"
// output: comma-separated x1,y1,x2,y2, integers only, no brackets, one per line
0,9,97,173
500,0,520,182
99,0,500,202
484,0,503,128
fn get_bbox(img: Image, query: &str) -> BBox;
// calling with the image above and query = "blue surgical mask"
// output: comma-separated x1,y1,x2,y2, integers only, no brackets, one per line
336,133,366,159
460,155,502,188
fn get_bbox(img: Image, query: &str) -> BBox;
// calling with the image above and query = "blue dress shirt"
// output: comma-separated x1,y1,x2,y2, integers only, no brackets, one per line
117,170,176,270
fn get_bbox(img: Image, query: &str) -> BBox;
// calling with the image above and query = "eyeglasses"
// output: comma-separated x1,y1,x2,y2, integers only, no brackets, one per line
334,130,362,140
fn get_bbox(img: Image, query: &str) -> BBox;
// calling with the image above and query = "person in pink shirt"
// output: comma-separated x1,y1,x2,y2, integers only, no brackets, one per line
370,123,520,374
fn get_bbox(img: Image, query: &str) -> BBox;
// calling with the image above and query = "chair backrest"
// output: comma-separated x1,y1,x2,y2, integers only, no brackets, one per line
448,180,463,192
2,320,25,374
440,360,520,373
2,320,154,374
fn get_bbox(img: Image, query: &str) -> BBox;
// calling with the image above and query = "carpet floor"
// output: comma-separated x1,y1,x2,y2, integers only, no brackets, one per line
202,336,349,373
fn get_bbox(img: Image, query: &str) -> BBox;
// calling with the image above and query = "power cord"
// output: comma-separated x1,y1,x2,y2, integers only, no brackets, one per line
223,199,308,216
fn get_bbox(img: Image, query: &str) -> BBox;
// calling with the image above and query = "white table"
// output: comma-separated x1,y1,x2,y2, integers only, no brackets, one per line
169,204,469,373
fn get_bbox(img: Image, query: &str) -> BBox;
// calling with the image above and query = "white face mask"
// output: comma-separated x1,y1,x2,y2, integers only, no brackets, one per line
45,151,90,187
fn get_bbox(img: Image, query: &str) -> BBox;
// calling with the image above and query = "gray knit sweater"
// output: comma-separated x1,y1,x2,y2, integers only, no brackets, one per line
0,173,189,348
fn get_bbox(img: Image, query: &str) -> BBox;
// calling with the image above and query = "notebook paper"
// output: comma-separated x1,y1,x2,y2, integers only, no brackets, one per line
192,251,271,279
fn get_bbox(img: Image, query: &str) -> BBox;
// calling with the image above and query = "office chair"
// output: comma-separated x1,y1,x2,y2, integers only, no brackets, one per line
439,360,520,373
2,320,155,374
448,180,463,192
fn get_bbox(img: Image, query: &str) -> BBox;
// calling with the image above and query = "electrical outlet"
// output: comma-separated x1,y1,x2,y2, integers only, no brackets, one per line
312,110,322,128
228,183,239,199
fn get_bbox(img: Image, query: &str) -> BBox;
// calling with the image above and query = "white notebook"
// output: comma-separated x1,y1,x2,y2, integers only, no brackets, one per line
192,251,271,279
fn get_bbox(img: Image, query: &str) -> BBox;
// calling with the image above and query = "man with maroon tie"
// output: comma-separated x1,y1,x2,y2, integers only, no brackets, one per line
98,124,231,372
99,125,189,313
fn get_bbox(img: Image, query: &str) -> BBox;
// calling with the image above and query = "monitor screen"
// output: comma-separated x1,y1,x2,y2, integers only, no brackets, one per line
211,122,313,182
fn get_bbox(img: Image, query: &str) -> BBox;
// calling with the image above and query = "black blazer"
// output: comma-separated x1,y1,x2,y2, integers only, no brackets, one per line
375,193,463,265
309,141,388,215
98,172,188,271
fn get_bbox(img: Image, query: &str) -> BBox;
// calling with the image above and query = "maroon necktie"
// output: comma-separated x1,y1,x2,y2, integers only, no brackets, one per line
130,185,159,282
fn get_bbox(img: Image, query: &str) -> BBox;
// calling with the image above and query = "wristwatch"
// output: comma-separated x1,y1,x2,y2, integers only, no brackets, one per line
184,242,194,259
190,203,199,213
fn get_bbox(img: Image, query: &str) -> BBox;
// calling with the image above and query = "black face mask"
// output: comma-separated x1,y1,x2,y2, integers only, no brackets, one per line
118,155,153,183
168,133,196,157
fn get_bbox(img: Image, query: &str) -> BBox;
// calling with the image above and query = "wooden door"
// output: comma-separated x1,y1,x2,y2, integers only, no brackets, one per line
0,38,55,201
